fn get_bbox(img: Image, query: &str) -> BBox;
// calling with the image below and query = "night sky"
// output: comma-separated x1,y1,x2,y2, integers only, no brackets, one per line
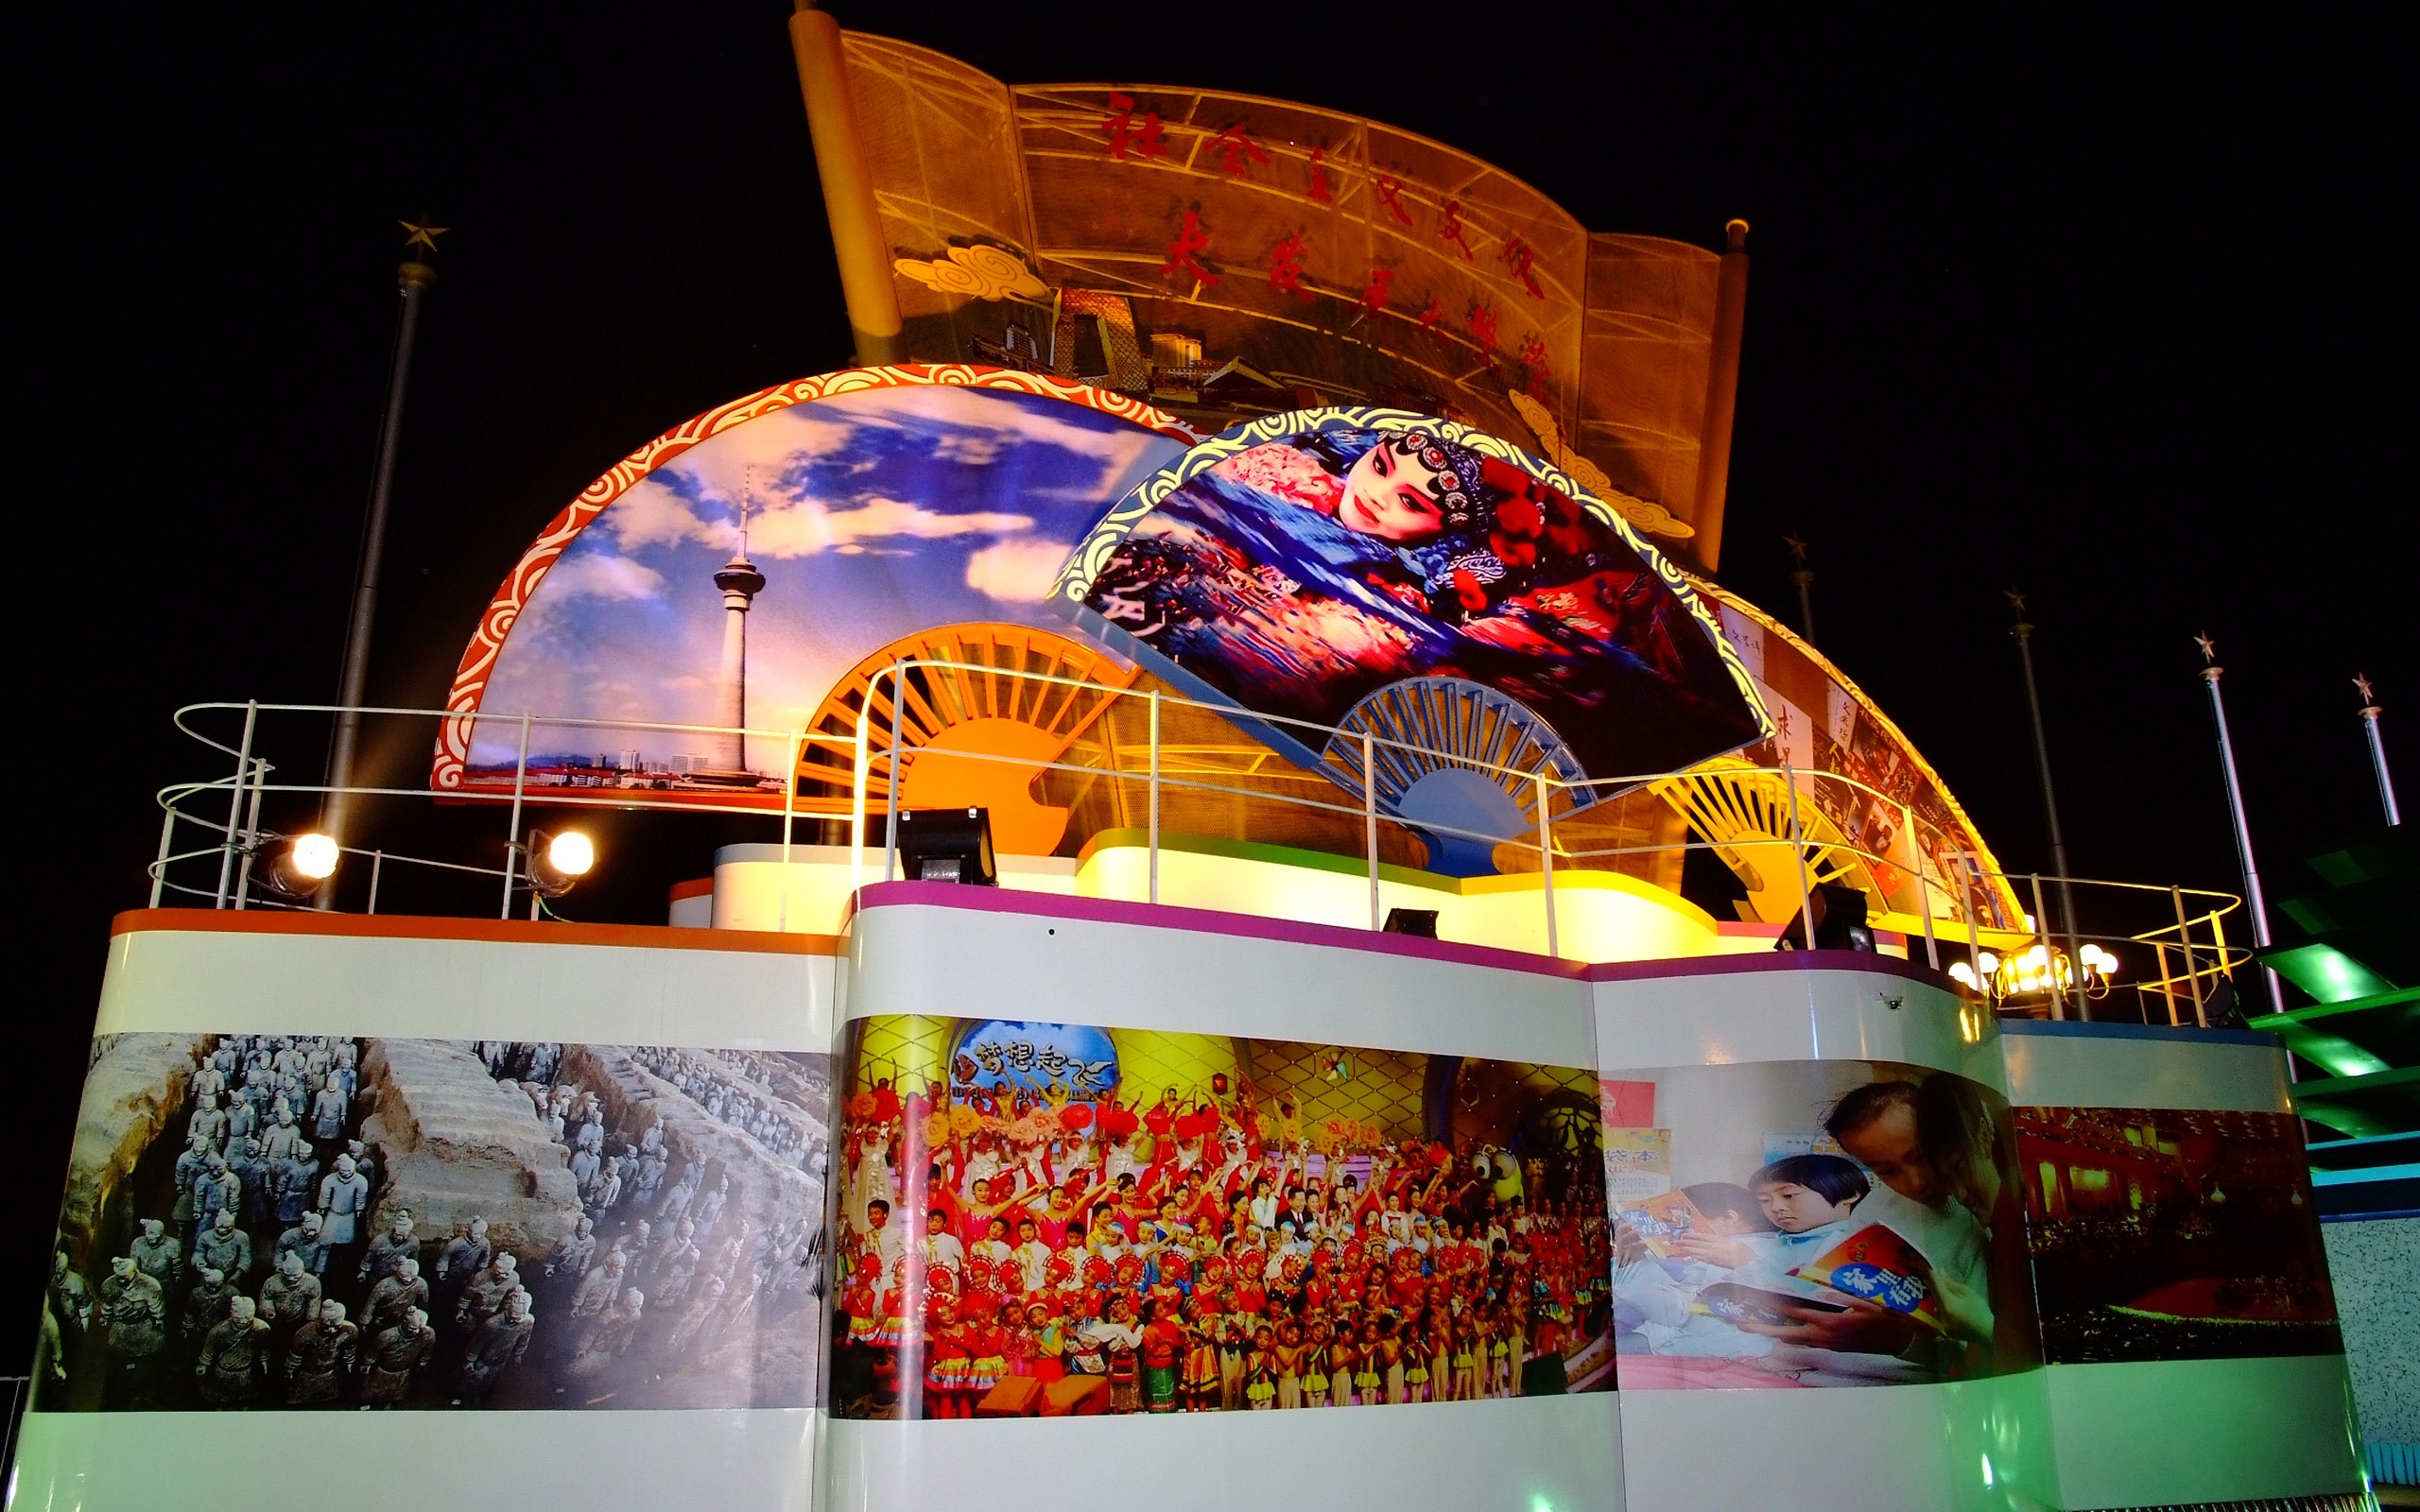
15,6,2406,1317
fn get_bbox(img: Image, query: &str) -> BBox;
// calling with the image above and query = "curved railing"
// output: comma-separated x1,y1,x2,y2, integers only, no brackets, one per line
151,675,2248,1026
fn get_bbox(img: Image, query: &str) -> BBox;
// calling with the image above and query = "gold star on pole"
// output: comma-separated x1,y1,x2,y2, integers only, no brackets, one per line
2355,673,2376,703
399,215,448,257
2004,589,2029,615
2194,632,2218,662
1782,533,1808,564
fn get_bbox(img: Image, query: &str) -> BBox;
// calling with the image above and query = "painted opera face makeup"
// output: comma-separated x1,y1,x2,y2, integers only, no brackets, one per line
1337,438,1449,543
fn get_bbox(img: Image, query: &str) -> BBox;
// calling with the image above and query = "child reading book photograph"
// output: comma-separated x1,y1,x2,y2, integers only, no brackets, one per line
1606,1060,2036,1390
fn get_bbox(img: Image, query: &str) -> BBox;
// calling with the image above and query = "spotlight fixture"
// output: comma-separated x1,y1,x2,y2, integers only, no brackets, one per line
894,808,996,885
253,833,340,899
527,830,596,898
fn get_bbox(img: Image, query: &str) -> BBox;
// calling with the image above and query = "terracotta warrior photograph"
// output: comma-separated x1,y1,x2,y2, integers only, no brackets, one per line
40,1034,829,1411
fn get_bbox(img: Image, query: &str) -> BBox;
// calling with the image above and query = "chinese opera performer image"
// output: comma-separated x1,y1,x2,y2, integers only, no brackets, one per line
39,1034,829,1412
1080,421,1765,782
830,1017,1616,1419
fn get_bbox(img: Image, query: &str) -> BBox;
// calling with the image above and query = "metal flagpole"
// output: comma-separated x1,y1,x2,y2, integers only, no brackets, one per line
2008,592,2082,981
320,217,445,908
2356,675,2400,826
1784,534,1816,644
2195,635,2281,1014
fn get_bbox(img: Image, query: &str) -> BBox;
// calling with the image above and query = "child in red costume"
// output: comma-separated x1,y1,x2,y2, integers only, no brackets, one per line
961,1292,1009,1404
924,1297,971,1418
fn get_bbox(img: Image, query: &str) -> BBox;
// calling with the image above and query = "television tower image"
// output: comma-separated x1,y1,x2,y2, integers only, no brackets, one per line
711,479,768,775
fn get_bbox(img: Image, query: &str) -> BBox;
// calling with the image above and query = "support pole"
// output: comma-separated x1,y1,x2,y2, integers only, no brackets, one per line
1534,773,1559,959
2196,638,2280,1013
2029,872,2062,1020
787,2,905,365
501,713,530,919
781,730,803,934
1148,691,1161,906
884,660,905,885
1364,733,1381,931
850,708,871,894
368,850,385,917
2009,596,2082,981
215,701,258,909
1780,758,1818,955
320,237,440,905
150,807,174,909
1785,535,1815,644
2171,885,2206,1028
233,759,268,912
2356,676,2400,826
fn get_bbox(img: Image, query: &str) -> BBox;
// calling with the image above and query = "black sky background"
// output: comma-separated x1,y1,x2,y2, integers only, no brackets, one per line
12,7,2409,1321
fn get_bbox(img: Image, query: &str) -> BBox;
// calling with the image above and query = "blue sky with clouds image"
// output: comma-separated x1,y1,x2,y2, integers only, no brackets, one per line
470,386,1184,769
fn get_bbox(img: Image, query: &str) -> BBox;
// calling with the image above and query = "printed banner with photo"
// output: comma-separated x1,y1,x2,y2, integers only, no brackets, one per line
2015,1106,2340,1363
438,369,1195,808
1703,587,2025,930
1056,409,1769,791
833,1015,1614,1419
1602,1061,2040,1390
38,1034,829,1411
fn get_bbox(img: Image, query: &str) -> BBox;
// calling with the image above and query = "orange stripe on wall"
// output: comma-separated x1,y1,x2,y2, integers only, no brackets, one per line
111,907,839,957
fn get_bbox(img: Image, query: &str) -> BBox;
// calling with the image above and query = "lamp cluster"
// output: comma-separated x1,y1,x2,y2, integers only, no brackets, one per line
1947,941,2119,1004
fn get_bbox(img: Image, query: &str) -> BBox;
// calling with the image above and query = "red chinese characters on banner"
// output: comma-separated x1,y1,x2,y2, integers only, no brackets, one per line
1308,147,1336,204
1374,174,1415,228
1467,301,1499,351
1104,93,1167,161
1269,232,1310,299
1209,124,1270,178
1360,266,1394,313
1517,335,1551,397
1418,298,1443,332
1500,235,1545,299
1162,211,1219,284
1437,199,1476,261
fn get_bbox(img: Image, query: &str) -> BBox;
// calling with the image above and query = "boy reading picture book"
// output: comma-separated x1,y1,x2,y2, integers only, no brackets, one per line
1606,1059,2023,1393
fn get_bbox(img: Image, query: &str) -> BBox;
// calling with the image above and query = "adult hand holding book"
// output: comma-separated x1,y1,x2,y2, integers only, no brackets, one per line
1732,1291,1919,1354
1668,1228,1756,1268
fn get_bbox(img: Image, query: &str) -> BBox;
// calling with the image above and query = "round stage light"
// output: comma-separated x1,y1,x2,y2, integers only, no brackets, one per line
527,830,597,900
290,833,341,881
252,832,341,899
546,832,595,877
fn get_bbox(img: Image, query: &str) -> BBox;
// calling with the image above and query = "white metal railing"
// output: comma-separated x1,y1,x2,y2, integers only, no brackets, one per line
153,679,2248,1023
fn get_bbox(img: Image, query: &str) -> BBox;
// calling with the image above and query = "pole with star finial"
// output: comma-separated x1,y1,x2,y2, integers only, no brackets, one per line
2195,633,2281,1013
1783,534,1815,644
319,215,445,906
2355,674,2400,827
2006,590,2081,1009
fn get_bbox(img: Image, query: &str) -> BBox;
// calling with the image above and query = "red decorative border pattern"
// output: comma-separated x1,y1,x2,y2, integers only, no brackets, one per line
433,366,1201,790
